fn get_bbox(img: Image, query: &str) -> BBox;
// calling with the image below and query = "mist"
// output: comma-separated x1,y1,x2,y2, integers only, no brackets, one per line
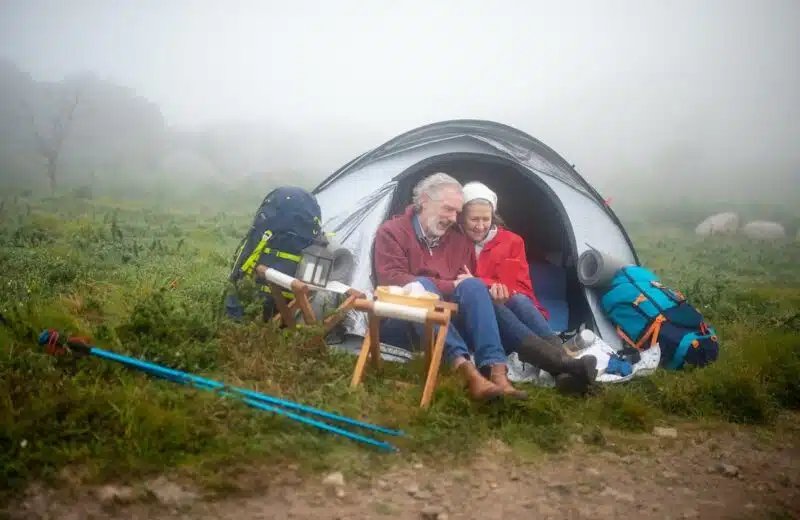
1,0,799,206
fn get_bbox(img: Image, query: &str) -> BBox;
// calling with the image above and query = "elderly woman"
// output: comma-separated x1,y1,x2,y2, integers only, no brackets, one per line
456,181,597,394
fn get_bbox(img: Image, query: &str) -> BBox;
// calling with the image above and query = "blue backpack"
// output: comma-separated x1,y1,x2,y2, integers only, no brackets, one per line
226,187,323,319
598,266,719,370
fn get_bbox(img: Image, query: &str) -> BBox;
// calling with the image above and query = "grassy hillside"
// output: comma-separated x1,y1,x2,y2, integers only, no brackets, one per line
1,190,798,504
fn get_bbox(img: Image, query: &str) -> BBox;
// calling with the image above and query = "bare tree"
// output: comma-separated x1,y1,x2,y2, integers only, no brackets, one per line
21,89,81,195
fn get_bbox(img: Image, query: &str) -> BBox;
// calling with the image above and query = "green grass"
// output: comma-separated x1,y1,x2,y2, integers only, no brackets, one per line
1,191,799,503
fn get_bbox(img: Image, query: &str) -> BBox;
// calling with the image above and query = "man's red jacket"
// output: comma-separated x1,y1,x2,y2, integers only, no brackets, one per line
373,205,476,297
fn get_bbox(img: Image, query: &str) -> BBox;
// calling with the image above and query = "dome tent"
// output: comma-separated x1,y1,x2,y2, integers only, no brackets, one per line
311,119,639,362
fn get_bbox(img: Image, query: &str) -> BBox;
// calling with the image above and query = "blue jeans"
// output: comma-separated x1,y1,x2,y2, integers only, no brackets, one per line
494,293,556,354
378,277,508,368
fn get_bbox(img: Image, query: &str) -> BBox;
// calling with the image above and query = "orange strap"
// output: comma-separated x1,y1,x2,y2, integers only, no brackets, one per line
616,314,665,351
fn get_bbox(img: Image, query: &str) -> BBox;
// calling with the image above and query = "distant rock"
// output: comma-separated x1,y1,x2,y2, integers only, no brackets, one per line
695,212,740,236
741,220,787,240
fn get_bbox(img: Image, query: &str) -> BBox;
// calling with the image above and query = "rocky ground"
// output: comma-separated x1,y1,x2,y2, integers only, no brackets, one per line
7,421,800,520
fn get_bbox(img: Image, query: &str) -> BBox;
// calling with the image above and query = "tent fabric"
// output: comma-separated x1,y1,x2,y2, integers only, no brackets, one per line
311,119,639,359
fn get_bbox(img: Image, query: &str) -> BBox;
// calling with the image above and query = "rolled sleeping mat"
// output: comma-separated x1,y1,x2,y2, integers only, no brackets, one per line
577,248,633,288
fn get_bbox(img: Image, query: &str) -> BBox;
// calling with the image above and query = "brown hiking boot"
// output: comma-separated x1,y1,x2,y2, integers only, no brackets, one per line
488,364,528,400
456,360,506,402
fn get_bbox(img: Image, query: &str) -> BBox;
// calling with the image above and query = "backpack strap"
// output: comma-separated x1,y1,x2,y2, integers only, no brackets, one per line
667,331,701,370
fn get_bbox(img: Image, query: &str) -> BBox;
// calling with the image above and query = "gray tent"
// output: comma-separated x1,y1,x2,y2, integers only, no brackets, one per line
311,119,639,362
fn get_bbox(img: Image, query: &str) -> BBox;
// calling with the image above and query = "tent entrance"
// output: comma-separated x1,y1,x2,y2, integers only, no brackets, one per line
386,152,594,334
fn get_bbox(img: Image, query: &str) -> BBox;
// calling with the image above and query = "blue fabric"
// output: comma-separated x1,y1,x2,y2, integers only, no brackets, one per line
539,299,570,333
378,277,508,368
529,262,570,332
529,262,567,302
606,356,633,376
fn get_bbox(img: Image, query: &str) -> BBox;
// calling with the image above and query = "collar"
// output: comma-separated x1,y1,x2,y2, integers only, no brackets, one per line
412,213,441,249
475,225,498,255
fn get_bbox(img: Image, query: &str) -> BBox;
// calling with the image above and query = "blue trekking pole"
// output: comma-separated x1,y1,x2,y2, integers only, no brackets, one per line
38,329,403,452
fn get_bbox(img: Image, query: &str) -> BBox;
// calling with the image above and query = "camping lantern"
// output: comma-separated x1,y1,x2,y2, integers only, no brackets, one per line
296,243,334,288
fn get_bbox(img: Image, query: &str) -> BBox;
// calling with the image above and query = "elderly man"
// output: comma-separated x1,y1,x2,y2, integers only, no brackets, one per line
372,172,527,402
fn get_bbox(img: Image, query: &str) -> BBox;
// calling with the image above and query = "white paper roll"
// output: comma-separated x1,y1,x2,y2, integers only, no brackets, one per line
263,268,296,289
372,301,429,324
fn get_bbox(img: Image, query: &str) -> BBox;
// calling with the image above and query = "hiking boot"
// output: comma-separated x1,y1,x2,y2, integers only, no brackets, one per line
554,356,600,396
487,364,528,400
515,334,598,395
543,334,565,348
456,360,506,402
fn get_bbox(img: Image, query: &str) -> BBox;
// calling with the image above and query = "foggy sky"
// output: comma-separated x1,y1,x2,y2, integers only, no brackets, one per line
1,0,799,188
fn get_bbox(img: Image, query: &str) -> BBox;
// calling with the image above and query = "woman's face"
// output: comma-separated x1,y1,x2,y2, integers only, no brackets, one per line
462,201,493,242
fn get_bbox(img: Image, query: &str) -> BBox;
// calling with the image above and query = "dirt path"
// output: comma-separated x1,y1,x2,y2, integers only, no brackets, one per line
8,421,800,520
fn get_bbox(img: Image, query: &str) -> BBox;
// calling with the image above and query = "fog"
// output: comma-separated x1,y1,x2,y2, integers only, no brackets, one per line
1,0,799,204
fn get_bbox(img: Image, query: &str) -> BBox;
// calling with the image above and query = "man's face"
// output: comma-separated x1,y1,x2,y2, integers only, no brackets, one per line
419,185,463,237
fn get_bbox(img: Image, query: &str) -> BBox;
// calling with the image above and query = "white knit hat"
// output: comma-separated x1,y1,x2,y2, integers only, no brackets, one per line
462,181,498,212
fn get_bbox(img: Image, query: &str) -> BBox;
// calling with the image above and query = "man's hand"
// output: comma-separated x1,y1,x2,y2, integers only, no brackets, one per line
489,283,510,304
453,265,473,288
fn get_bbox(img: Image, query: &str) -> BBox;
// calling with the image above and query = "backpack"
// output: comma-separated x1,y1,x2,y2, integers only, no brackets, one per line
598,265,719,370
226,186,323,319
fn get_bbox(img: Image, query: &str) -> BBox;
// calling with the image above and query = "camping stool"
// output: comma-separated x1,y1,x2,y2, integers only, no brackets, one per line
258,267,363,334
349,296,458,409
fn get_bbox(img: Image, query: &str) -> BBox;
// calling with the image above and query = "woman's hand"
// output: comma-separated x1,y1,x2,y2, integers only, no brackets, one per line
489,282,510,303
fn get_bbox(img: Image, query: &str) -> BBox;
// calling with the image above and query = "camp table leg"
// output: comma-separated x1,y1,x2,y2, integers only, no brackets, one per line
268,281,297,328
420,311,450,409
349,298,455,408
323,289,362,331
290,280,317,326
271,298,297,325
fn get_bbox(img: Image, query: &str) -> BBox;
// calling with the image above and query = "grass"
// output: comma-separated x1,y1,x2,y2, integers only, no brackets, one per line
1,190,799,504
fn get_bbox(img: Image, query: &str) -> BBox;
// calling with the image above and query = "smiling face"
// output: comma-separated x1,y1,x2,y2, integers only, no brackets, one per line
418,184,464,237
462,200,494,242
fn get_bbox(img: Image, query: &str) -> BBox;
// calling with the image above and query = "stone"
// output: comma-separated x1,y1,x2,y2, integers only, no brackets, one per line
323,472,346,488
695,212,740,236
414,490,432,500
420,506,442,520
547,483,571,496
94,485,138,504
653,427,678,438
742,220,787,240
144,477,197,507
601,486,635,503
715,463,739,478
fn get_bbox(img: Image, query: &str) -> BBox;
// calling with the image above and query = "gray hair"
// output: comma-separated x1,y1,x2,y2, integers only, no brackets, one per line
412,172,462,210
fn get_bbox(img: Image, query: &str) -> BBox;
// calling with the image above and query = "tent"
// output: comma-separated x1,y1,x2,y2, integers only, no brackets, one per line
311,119,639,362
